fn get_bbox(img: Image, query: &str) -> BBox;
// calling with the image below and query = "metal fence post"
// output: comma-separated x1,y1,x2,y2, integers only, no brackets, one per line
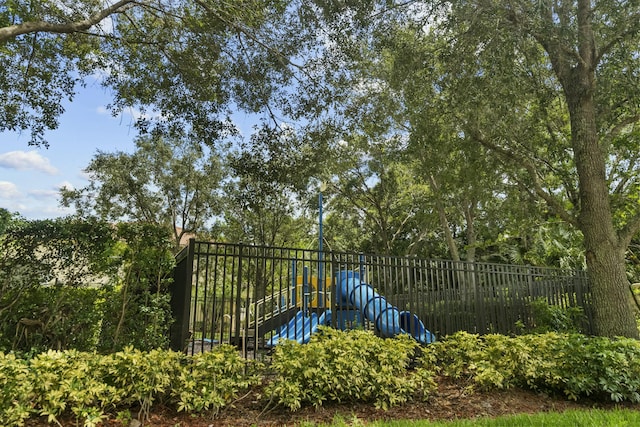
169,238,195,352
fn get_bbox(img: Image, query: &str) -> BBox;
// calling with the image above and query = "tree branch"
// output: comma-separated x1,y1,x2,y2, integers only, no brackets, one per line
469,129,579,228
595,27,640,65
607,114,640,141
619,214,640,249
192,0,305,73
0,0,140,42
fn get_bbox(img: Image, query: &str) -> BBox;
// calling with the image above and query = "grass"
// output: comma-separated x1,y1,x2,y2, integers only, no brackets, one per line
299,409,640,426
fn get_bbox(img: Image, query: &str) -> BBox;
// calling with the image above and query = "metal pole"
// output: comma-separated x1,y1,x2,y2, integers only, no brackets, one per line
318,191,324,306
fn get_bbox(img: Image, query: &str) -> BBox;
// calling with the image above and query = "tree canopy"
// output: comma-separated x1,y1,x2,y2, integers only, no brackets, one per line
1,0,321,146
3,0,640,338
61,134,224,250
300,0,640,337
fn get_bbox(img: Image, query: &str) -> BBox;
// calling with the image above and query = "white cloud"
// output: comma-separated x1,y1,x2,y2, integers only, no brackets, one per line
28,189,59,199
96,105,110,116
0,151,59,175
6,203,72,220
28,181,75,200
0,201,28,214
0,181,21,199
40,205,74,217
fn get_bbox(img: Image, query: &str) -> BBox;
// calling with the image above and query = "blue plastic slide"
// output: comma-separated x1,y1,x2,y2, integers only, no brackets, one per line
337,270,435,344
266,310,332,347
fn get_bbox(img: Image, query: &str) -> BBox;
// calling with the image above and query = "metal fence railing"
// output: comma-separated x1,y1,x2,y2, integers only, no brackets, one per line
169,240,592,358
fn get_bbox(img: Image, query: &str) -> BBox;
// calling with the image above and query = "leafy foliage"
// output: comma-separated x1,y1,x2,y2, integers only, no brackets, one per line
62,135,224,250
0,352,33,426
97,222,175,352
3,332,640,424
173,344,261,414
426,332,640,402
222,124,319,247
266,328,436,410
0,217,118,353
525,298,586,334
305,0,640,338
0,286,105,354
1,0,319,147
0,217,175,354
29,349,117,426
0,346,254,426
101,347,183,418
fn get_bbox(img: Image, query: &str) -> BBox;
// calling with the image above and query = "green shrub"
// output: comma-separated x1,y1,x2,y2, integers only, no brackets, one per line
0,346,258,426
0,352,34,426
0,286,106,354
426,331,640,403
98,290,173,352
100,347,183,418
266,328,435,411
555,334,640,402
28,349,125,426
527,298,586,333
173,344,260,414
0,218,175,355
97,223,175,353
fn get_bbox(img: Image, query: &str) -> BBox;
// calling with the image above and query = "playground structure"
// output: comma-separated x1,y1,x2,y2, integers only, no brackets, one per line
265,267,435,347
170,240,592,358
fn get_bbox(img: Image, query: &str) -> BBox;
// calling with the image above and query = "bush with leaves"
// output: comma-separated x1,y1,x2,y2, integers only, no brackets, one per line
0,286,106,354
266,328,436,411
554,334,640,402
0,345,256,426
29,349,120,426
173,344,261,415
0,352,33,426
526,298,586,333
100,347,183,419
0,216,176,353
425,331,640,402
0,218,119,351
98,222,175,352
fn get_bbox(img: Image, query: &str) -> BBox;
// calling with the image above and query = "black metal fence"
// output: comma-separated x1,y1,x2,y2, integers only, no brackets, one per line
169,240,592,358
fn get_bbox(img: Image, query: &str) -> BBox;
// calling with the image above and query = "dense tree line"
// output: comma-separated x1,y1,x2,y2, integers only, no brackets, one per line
2,1,640,337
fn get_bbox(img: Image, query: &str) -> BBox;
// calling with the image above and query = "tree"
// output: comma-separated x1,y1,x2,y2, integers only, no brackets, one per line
0,208,17,236
1,0,321,147
61,135,224,250
381,0,639,338
0,0,148,146
436,0,640,338
319,134,438,256
307,0,640,337
309,22,526,262
0,0,138,42
222,124,319,247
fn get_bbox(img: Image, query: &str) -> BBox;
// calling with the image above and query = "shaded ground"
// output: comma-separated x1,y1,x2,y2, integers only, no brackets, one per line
25,377,640,426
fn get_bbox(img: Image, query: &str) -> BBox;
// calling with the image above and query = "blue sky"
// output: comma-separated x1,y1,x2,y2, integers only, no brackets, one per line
0,79,258,221
0,82,139,220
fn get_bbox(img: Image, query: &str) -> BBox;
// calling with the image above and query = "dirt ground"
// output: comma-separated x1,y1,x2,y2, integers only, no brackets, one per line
25,377,640,426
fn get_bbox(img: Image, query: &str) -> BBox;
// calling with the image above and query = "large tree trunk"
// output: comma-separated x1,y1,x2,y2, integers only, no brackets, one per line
541,0,639,338
567,80,639,339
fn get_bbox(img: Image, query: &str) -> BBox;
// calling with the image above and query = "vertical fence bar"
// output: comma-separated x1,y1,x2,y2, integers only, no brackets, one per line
209,247,220,350
235,244,246,358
